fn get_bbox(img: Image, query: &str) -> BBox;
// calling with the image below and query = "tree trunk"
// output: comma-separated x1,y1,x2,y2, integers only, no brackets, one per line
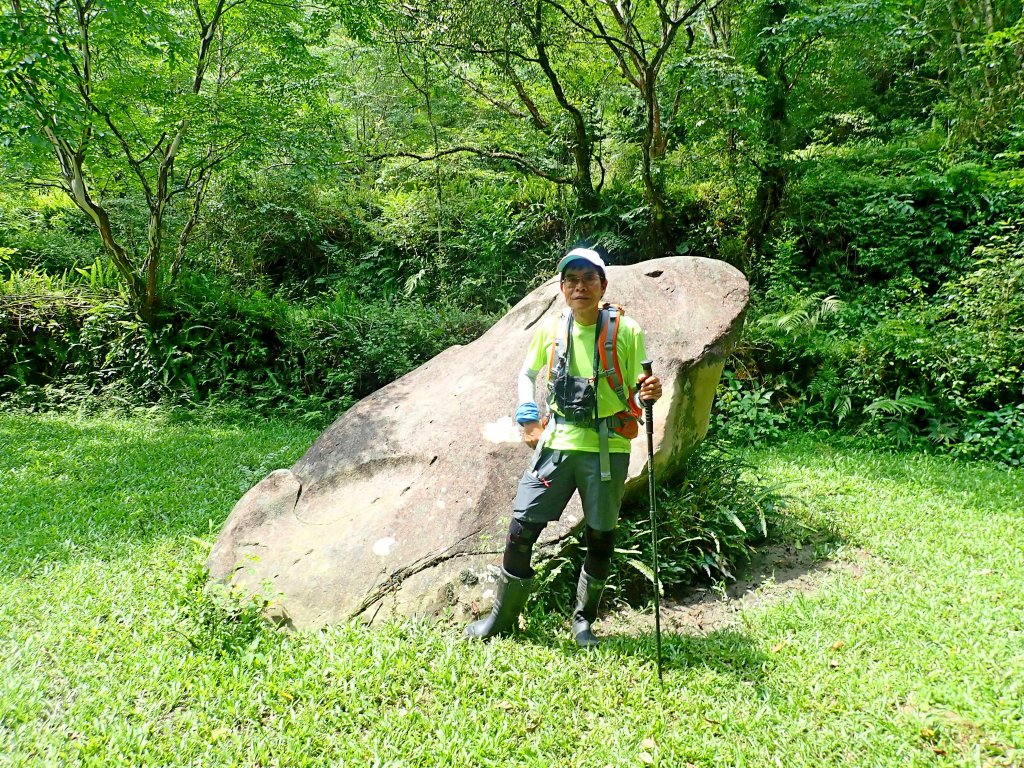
744,0,790,277
530,6,600,214
638,76,671,259
45,128,145,302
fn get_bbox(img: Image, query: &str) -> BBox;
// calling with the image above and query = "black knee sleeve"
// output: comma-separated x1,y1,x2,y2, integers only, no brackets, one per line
503,519,545,578
584,526,616,581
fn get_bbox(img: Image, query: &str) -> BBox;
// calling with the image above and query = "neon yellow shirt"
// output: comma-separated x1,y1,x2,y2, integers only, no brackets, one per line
524,311,648,453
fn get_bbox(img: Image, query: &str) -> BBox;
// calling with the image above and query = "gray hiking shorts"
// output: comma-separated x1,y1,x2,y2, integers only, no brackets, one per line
512,447,630,532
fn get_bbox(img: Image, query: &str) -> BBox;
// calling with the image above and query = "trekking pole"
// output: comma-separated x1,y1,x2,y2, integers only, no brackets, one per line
641,359,663,684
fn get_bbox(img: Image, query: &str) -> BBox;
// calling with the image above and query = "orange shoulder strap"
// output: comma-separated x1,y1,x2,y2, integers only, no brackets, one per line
597,303,641,417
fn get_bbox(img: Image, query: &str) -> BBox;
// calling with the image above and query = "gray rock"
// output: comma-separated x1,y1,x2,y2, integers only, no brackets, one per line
207,256,748,628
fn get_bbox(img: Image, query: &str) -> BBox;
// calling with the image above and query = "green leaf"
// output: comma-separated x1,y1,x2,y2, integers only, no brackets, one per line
726,511,747,533
625,558,655,584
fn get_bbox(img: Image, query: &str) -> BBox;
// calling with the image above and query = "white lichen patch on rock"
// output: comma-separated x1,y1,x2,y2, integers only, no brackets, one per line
372,537,397,557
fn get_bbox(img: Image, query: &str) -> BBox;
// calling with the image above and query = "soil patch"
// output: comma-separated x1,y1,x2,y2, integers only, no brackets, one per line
604,541,875,636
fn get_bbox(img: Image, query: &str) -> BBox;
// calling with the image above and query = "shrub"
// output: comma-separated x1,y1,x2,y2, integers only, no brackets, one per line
781,146,1016,293
1,272,498,418
614,444,786,600
950,404,1024,468
535,443,788,615
711,370,788,445
729,223,1024,457
921,225,1024,413
0,190,106,274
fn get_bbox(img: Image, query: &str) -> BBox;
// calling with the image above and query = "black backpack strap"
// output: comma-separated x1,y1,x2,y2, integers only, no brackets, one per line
594,306,613,481
593,307,607,395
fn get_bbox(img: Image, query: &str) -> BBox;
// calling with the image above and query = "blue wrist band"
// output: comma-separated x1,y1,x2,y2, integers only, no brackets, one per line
515,402,541,425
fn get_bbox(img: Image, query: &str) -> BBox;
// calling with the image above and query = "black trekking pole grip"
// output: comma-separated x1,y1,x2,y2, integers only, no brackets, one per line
640,359,663,683
641,359,656,431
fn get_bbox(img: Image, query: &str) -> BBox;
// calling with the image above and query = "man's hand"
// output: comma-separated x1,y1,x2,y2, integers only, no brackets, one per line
522,420,544,449
638,374,663,403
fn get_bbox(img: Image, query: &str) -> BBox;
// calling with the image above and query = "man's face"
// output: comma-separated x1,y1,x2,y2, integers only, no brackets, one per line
560,264,606,314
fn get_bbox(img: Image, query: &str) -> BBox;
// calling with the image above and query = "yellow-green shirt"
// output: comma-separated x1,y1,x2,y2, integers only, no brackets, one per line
524,311,648,453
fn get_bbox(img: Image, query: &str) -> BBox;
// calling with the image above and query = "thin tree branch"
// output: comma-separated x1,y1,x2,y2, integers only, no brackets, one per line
366,146,574,184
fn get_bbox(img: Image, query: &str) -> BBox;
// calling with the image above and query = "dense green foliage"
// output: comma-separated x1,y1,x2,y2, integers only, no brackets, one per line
719,209,1024,464
0,266,496,418
2,414,1021,765
3,1,1021,461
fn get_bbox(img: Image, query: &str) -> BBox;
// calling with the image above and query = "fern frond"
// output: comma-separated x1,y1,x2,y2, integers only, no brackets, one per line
758,292,844,337
833,394,853,423
818,294,845,317
865,390,933,416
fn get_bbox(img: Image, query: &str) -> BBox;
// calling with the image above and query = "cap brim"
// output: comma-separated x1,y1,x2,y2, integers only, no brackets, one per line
557,248,605,274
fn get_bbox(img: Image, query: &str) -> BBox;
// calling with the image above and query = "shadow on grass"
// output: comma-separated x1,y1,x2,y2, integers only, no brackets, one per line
511,617,769,681
501,524,850,680
604,627,769,679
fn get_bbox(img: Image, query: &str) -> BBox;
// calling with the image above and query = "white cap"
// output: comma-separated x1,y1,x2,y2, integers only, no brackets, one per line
556,247,606,275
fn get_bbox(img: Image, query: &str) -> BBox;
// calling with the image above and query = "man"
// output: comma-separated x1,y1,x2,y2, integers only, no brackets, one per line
466,247,662,647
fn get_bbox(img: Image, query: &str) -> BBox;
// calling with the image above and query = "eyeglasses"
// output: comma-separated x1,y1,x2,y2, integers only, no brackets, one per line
561,273,602,289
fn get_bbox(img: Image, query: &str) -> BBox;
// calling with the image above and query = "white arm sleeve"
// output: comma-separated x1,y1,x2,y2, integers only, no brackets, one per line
518,365,539,406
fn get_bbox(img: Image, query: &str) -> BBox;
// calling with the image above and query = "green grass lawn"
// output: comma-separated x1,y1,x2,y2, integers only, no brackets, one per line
1,412,1021,766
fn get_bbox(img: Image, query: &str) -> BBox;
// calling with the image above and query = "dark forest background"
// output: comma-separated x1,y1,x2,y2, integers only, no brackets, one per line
2,0,1022,466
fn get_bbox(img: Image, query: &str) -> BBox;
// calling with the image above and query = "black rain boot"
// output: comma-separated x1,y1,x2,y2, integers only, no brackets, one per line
571,568,606,649
465,568,532,640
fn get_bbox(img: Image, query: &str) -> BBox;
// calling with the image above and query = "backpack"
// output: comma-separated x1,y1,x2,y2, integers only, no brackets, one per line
546,303,643,439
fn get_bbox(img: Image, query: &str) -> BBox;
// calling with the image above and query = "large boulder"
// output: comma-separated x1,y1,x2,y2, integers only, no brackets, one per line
208,256,748,629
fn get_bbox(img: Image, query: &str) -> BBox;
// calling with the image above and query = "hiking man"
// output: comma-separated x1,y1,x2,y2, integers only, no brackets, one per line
466,247,662,647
